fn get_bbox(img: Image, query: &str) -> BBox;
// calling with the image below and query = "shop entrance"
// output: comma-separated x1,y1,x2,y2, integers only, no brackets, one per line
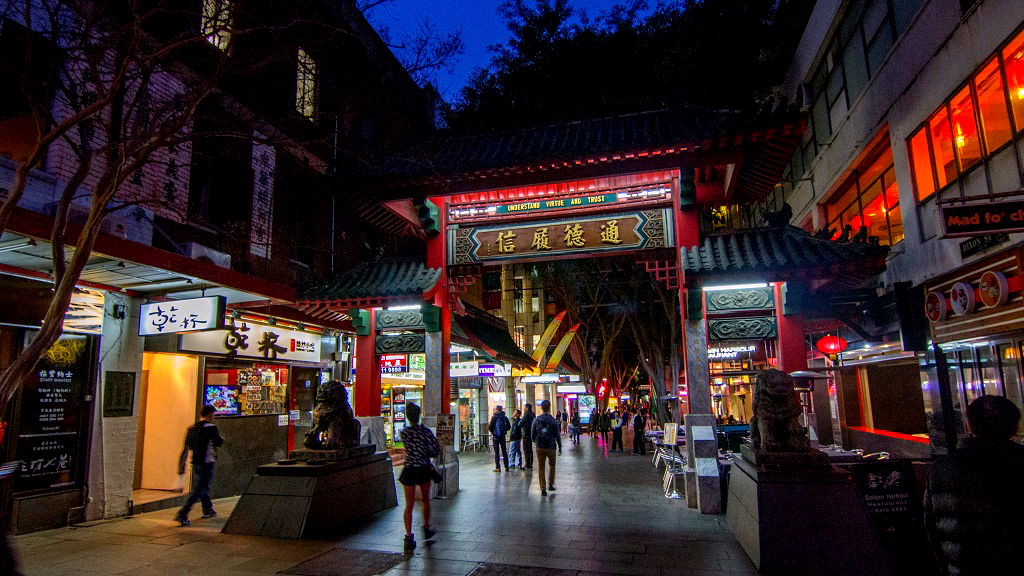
133,353,199,507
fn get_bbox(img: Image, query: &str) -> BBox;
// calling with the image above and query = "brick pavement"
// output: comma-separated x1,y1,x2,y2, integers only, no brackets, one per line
12,429,756,575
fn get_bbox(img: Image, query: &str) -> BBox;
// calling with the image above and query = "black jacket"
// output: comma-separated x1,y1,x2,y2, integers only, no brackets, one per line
510,416,523,441
924,437,1024,575
488,411,511,439
178,420,224,474
520,410,536,443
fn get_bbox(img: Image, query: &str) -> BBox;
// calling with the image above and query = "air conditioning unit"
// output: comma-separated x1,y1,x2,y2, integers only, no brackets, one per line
184,242,231,269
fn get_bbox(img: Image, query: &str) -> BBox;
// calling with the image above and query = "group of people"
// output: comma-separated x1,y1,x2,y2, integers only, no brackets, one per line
488,401,562,495
587,407,647,454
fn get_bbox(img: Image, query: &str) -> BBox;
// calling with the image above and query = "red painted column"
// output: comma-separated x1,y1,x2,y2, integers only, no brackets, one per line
674,165,702,417
774,282,809,373
427,195,451,414
354,308,381,417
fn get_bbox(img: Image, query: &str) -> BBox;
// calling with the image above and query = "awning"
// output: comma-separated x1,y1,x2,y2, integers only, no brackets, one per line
682,225,889,288
452,304,536,369
296,260,442,321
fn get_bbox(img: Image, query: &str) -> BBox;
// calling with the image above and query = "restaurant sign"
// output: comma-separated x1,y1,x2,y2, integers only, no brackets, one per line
380,354,408,374
447,208,674,265
139,296,226,336
941,200,1024,237
180,318,321,362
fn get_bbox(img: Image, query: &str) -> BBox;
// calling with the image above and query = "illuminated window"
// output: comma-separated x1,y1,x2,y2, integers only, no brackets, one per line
974,59,1012,151
928,108,956,189
296,48,318,119
908,128,935,202
1002,29,1024,129
201,0,231,50
824,146,903,246
950,86,982,171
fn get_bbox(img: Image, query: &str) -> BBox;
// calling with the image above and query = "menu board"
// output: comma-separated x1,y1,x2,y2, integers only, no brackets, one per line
16,335,92,491
238,365,288,415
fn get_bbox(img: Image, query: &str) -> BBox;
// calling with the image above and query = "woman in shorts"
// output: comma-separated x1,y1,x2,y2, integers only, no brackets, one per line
398,402,440,552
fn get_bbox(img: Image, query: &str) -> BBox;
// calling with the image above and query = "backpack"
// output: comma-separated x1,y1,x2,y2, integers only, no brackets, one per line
494,414,510,437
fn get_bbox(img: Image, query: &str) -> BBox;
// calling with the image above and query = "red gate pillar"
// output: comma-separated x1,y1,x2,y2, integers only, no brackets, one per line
352,308,381,416
426,196,451,414
774,283,808,373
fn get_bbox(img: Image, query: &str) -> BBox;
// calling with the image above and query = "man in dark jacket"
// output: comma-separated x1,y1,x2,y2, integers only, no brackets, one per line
532,400,562,495
488,405,511,472
508,409,524,469
924,395,1024,575
632,411,646,455
520,403,536,470
175,404,224,526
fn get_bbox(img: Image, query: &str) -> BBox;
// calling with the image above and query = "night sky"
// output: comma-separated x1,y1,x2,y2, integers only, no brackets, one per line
366,0,639,101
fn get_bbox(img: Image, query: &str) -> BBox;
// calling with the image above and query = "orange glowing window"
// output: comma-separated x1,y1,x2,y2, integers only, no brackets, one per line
974,58,1013,152
950,85,982,171
908,128,935,201
1002,29,1024,129
928,108,956,189
823,145,901,246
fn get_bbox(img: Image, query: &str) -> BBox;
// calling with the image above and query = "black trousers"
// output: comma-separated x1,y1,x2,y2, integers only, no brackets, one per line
633,429,646,454
493,436,508,469
522,439,534,468
611,428,623,451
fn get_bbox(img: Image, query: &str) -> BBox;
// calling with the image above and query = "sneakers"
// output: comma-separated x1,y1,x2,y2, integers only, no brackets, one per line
423,525,437,540
493,468,501,472
404,534,416,553
540,490,547,496
548,485,557,491
173,514,190,527
201,510,217,519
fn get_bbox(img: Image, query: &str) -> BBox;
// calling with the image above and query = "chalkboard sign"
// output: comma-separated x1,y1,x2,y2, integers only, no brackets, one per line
103,371,135,417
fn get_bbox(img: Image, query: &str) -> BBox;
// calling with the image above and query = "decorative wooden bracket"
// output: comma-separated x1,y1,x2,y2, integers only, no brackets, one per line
641,258,679,290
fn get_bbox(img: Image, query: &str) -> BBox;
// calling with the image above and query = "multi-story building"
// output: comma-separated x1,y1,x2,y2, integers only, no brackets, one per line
0,0,431,532
780,0,1024,456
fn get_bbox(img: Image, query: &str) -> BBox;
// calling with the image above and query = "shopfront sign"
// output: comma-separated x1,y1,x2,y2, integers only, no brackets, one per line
380,354,408,374
979,271,1009,307
477,364,496,377
139,296,226,336
925,292,948,322
707,345,756,359
180,318,321,362
949,282,975,316
557,384,588,393
447,208,674,265
942,200,1024,237
450,360,479,377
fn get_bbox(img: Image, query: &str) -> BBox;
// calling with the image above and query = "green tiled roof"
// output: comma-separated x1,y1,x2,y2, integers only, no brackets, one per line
682,226,889,283
303,261,441,301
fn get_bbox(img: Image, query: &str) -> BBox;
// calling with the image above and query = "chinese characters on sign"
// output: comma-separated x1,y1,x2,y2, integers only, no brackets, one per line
448,209,673,265
180,321,321,362
138,296,226,336
250,141,276,258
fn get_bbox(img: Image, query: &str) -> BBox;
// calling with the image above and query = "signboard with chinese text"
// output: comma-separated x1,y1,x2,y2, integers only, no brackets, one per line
139,296,226,336
436,413,456,446
380,354,408,374
447,208,674,265
16,334,93,491
180,318,321,363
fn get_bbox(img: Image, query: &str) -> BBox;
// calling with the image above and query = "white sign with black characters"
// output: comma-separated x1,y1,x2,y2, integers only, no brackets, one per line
139,296,226,336
180,318,321,363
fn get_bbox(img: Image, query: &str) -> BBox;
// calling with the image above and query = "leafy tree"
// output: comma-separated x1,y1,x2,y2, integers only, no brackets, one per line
448,0,813,132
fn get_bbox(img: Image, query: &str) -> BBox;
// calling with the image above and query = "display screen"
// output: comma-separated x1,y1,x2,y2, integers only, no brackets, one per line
577,394,597,424
204,385,240,416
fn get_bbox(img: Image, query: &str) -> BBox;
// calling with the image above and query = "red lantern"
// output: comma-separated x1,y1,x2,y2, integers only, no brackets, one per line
815,335,848,356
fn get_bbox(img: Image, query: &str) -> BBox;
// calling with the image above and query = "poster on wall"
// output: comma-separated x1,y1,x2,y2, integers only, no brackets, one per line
577,394,596,425
16,334,92,492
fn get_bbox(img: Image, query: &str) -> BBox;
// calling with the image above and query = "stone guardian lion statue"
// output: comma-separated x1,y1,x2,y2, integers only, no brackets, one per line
304,380,362,450
750,369,810,452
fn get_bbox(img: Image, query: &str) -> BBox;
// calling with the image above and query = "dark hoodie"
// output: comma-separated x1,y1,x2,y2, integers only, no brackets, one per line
488,410,511,439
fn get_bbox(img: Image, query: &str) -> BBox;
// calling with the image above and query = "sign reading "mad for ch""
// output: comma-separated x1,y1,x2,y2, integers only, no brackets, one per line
942,200,1024,237
447,208,674,265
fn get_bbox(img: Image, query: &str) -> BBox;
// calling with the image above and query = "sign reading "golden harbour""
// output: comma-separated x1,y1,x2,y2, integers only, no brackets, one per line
447,208,674,265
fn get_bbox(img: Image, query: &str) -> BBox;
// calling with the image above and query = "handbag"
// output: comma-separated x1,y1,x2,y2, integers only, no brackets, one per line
430,462,443,483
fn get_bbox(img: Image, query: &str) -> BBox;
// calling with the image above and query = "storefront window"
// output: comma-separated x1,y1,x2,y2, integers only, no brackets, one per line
974,59,1013,151
203,360,288,416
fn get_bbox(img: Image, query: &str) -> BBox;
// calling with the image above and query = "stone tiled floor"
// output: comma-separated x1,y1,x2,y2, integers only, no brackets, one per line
12,431,756,575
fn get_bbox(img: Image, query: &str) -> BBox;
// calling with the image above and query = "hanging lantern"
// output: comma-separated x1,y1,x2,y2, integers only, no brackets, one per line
815,335,848,357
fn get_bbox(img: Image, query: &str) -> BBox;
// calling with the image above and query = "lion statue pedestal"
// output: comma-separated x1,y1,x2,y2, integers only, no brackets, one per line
223,381,396,539
726,370,891,575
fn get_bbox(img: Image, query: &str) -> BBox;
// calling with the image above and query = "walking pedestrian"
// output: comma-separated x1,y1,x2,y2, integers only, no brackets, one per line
598,408,611,445
521,403,536,470
398,402,441,553
610,409,625,452
632,410,647,455
532,400,562,495
508,409,524,469
174,404,224,526
489,405,511,471
561,410,569,434
570,412,581,445
924,395,1024,575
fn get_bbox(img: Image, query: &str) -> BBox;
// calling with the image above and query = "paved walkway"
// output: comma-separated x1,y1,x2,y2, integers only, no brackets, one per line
12,431,755,576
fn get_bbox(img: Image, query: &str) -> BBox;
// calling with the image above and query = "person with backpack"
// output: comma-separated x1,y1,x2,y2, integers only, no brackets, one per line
532,400,562,495
488,405,511,472
570,411,581,445
508,409,524,469
175,404,224,526
520,403,536,470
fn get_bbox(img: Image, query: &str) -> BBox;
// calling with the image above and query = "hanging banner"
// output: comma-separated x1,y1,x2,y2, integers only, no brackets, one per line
531,310,566,365
543,323,580,372
448,208,674,265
